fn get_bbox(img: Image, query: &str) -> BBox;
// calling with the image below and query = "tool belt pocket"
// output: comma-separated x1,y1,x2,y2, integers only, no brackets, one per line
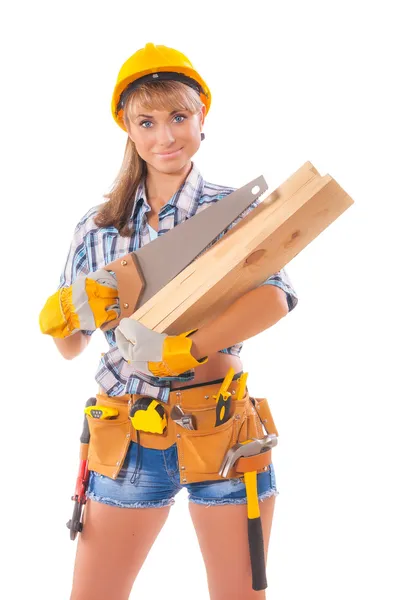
86,395,132,479
175,397,248,484
237,398,265,442
250,397,279,437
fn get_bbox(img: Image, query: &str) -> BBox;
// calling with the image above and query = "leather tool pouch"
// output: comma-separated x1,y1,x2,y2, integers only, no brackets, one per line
86,395,132,480
86,380,278,484
173,393,248,484
175,393,276,484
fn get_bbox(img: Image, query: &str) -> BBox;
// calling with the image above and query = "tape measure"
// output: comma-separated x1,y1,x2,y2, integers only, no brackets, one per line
84,405,119,420
129,397,167,434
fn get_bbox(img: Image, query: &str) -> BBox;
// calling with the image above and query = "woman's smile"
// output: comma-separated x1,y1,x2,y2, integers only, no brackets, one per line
155,147,183,159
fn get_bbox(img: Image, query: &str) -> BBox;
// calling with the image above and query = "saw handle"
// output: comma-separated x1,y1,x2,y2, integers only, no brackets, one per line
101,252,146,332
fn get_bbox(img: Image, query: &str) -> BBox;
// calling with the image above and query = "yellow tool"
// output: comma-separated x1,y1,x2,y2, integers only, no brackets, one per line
236,371,248,401
213,367,235,426
84,405,119,420
129,397,167,434
129,396,168,485
243,460,267,592
219,436,277,591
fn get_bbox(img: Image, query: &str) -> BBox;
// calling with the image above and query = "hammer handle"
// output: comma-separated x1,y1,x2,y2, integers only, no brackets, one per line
248,517,268,590
244,470,268,591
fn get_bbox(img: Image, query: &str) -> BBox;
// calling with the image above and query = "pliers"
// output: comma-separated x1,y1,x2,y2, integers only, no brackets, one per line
66,397,96,540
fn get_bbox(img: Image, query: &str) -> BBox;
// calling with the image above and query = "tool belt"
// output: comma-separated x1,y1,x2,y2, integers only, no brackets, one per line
86,372,279,485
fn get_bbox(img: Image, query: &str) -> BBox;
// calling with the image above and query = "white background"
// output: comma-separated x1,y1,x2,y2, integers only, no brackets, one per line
1,1,399,598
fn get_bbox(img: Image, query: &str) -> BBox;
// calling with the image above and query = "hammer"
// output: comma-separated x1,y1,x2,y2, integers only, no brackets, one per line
218,435,278,591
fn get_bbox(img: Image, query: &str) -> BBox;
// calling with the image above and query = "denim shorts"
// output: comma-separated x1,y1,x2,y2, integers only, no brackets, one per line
86,440,279,509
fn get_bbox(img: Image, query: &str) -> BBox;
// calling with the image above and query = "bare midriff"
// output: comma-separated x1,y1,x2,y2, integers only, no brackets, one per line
97,353,243,395
170,352,244,389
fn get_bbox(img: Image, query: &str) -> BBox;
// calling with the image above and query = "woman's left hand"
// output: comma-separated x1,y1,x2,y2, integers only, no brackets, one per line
115,318,208,377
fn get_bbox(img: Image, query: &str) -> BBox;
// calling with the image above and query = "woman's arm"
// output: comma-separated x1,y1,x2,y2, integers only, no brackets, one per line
53,331,91,360
189,284,289,360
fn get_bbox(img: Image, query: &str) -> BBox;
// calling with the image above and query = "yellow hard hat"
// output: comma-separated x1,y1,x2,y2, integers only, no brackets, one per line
111,43,212,132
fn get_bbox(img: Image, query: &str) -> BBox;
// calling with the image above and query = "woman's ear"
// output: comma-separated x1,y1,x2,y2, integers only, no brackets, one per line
200,103,206,127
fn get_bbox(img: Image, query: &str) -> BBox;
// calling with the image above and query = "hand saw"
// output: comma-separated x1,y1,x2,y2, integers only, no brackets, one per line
102,175,268,331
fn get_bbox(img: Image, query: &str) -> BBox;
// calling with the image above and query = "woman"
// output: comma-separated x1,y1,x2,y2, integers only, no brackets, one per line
39,43,298,599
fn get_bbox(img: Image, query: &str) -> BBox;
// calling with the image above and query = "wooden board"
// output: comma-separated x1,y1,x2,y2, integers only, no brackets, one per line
130,161,354,334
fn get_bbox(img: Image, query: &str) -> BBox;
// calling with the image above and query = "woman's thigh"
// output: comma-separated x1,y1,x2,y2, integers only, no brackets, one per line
189,496,276,600
70,442,182,599
70,499,171,600
186,465,278,599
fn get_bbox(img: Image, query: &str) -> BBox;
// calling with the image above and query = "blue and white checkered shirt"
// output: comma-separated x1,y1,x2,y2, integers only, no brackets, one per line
58,162,298,401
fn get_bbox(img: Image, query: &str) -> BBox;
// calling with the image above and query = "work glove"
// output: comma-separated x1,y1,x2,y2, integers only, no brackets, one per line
115,318,208,378
39,269,120,338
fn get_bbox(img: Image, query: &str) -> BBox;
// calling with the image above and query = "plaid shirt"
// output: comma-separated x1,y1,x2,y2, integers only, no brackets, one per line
58,162,298,401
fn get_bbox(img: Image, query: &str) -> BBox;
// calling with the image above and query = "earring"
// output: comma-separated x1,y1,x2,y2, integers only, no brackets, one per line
201,132,205,141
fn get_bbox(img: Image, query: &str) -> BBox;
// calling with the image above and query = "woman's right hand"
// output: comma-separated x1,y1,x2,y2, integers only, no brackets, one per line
39,269,120,338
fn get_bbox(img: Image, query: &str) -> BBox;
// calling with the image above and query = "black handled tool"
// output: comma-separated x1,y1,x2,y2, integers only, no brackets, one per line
213,367,235,426
219,436,278,590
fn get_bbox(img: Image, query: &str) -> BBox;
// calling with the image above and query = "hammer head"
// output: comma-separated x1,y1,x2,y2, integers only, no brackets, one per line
219,435,278,478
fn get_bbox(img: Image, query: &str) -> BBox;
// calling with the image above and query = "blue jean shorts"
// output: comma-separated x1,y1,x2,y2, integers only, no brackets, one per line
86,440,279,509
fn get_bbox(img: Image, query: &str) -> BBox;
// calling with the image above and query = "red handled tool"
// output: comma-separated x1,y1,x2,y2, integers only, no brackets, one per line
66,397,97,540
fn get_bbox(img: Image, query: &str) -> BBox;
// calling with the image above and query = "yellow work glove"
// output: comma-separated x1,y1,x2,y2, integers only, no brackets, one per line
115,318,208,377
39,269,120,338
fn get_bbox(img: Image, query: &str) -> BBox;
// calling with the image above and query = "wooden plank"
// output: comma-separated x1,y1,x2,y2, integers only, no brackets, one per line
130,161,354,334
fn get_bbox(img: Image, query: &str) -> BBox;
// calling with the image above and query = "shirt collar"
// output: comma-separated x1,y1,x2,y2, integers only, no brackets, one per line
131,162,204,221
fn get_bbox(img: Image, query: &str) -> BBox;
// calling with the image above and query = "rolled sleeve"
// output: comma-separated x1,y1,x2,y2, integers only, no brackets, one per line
260,268,299,312
57,222,89,289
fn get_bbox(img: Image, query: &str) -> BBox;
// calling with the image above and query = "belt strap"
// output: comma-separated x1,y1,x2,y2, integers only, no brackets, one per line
235,449,271,473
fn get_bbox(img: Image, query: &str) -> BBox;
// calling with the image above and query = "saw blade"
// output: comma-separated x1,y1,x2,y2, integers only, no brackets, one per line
133,175,268,307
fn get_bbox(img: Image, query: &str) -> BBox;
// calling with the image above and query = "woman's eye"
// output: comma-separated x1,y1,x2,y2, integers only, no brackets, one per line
139,115,186,128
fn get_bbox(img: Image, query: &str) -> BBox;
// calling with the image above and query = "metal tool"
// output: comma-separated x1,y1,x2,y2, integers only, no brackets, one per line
219,435,278,478
102,175,268,331
170,404,196,430
218,435,278,592
67,397,97,540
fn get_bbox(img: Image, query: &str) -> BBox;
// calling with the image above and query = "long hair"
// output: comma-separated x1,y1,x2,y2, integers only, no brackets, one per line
94,80,204,237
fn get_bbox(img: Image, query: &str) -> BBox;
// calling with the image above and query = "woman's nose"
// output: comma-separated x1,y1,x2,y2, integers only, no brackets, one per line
157,125,175,145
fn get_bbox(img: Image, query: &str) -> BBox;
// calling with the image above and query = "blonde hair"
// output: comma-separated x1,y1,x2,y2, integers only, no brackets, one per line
94,80,204,236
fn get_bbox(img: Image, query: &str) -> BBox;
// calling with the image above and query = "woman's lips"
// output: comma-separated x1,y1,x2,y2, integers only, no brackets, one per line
155,148,183,159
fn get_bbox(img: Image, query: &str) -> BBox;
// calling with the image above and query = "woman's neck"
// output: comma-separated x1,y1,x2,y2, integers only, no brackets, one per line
145,161,192,211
